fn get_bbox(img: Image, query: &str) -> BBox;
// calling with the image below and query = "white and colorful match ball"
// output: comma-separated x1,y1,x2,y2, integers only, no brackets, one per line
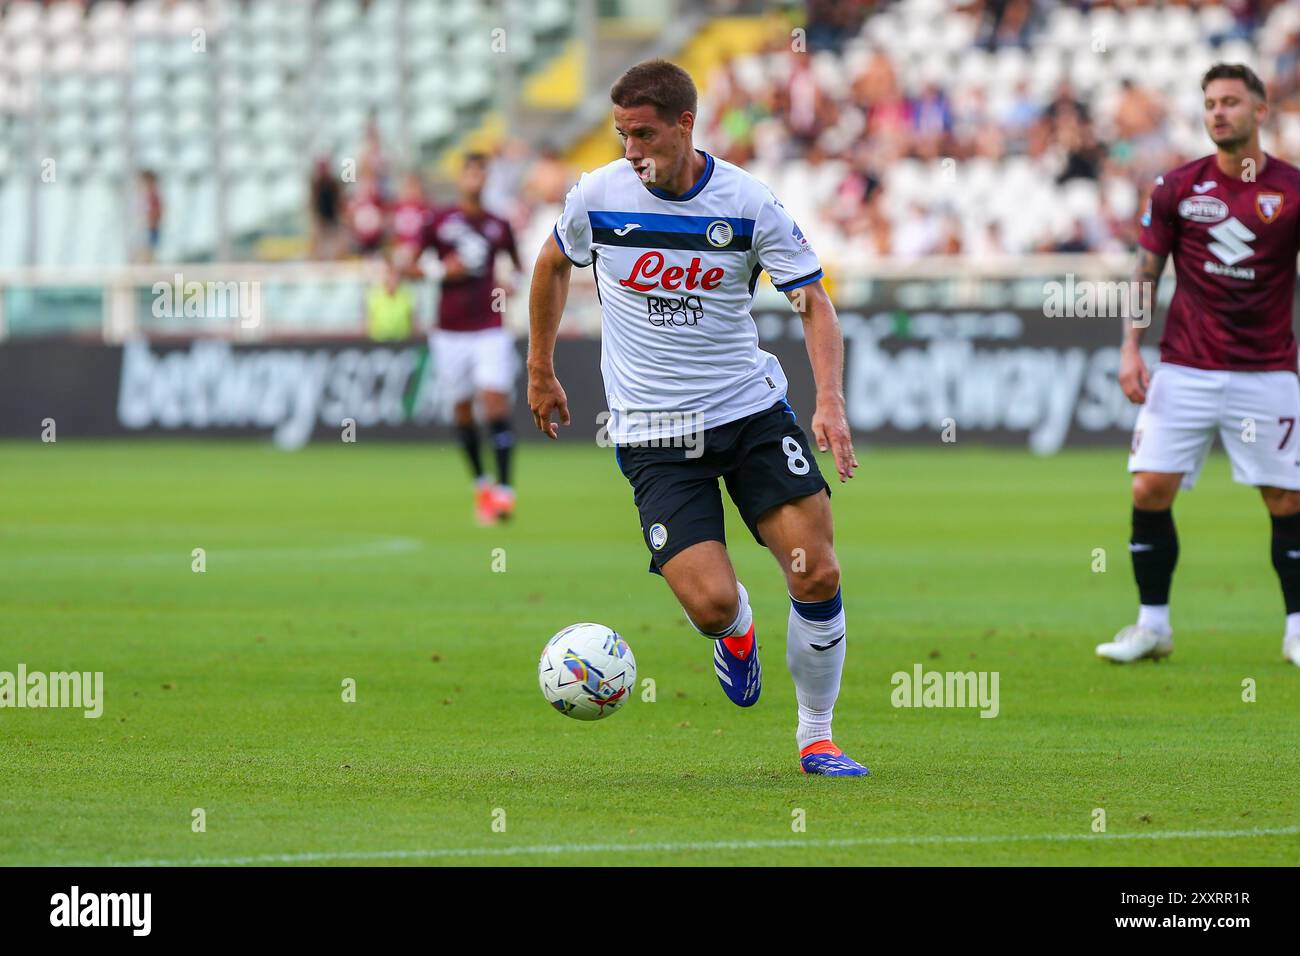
538,623,637,721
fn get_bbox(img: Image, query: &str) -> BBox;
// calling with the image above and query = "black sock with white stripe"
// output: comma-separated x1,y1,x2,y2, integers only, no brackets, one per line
489,418,513,489
1270,512,1300,620
1131,507,1178,615
456,424,484,481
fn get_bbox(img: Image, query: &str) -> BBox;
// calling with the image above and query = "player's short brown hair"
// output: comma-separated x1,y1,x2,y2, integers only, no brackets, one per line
610,59,698,124
1201,63,1267,102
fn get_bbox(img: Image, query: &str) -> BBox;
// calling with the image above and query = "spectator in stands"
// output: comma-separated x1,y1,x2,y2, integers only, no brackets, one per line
863,70,912,143
1113,78,1163,141
975,0,1037,50
482,137,533,230
1049,220,1090,255
135,169,163,263
709,63,771,166
999,79,1041,136
804,0,870,52
522,143,573,208
779,49,836,155
969,220,1008,259
365,255,415,342
360,113,391,197
912,81,954,160
308,156,343,260
1045,80,1089,128
1109,77,1168,181
824,145,881,237
893,201,942,259
1054,111,1105,182
1269,25,1300,108
851,46,897,106
1096,190,1135,254
936,213,964,255
1217,0,1266,42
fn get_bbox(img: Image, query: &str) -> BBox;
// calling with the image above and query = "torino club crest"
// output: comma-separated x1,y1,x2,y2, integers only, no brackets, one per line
1256,192,1284,223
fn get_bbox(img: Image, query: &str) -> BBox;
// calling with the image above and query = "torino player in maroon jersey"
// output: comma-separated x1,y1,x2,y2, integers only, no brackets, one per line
390,171,432,276
1100,64,1300,666
426,153,523,524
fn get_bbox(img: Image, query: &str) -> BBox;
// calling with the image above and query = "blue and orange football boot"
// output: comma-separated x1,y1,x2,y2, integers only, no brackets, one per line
474,482,497,526
712,623,761,707
799,740,870,776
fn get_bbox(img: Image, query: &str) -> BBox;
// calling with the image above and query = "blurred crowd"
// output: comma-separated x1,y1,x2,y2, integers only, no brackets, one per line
301,115,574,339
306,117,572,269
700,0,1300,257
298,0,1300,270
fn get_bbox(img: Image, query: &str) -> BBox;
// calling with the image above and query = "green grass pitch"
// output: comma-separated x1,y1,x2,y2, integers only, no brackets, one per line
2,439,1298,866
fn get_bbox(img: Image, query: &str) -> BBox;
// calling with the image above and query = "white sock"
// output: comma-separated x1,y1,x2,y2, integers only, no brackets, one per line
787,589,846,751
1137,604,1171,636
1286,612,1300,642
688,580,753,640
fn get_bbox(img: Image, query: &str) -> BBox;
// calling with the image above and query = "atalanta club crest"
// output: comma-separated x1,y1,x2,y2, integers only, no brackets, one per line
649,523,668,551
1256,192,1283,223
706,220,733,247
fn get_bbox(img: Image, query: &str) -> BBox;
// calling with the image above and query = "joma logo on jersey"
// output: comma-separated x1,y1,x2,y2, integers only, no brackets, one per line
618,251,724,292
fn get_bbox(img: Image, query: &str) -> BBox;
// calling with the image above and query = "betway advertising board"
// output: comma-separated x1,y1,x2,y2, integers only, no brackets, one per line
0,304,1146,452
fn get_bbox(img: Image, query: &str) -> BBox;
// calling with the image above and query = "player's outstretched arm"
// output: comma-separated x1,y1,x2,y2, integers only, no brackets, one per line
790,279,858,482
1119,247,1168,405
527,234,574,439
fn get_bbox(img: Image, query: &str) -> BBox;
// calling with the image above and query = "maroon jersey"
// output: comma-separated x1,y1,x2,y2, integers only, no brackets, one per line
426,206,519,331
1139,153,1300,371
346,187,387,249
391,198,431,250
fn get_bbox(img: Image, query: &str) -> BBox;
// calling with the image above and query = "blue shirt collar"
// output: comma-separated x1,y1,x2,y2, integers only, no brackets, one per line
647,150,714,202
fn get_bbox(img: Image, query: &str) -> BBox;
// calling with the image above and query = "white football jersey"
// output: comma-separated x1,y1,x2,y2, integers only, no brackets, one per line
553,150,823,444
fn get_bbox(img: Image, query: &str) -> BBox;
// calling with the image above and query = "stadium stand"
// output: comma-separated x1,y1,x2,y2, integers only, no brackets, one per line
0,0,574,266
0,0,1298,331
691,0,1300,271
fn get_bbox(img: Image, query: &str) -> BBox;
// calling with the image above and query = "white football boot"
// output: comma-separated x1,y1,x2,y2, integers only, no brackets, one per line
1284,635,1300,667
1096,624,1173,663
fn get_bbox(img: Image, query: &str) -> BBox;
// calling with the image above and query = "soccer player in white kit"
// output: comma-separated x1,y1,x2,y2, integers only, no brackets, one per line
527,60,867,775
1100,64,1300,666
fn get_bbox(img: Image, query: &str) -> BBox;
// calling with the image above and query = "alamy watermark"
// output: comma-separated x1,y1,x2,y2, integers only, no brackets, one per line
50,886,150,935
152,273,262,328
891,664,999,718
0,664,103,718
596,408,706,459
1042,275,1152,327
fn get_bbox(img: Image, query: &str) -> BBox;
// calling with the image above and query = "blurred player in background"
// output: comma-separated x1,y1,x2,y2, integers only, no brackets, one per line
390,171,433,277
1101,64,1300,666
346,168,387,256
427,153,523,525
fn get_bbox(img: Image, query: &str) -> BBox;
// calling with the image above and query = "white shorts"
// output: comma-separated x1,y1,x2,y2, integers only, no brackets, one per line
1128,363,1300,490
430,327,518,405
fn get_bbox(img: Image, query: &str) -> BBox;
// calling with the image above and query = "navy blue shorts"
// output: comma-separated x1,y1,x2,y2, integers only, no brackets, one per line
614,399,831,575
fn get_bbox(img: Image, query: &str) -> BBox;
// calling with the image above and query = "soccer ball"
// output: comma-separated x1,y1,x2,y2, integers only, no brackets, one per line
538,623,637,721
